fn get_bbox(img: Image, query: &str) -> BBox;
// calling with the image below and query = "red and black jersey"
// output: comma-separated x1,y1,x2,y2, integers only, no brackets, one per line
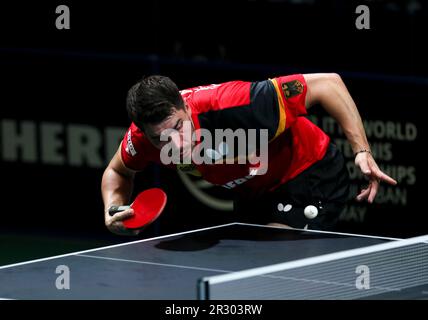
121,74,330,197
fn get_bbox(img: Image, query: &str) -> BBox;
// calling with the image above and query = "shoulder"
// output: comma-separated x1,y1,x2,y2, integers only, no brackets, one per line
181,81,252,114
122,123,157,158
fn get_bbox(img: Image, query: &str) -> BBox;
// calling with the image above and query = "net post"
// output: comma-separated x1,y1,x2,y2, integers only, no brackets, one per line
197,278,210,300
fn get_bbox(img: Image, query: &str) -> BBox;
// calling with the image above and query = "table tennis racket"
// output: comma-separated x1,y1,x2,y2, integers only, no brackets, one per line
108,188,167,229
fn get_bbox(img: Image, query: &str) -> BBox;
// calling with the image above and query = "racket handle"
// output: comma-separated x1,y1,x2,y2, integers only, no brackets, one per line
108,205,131,216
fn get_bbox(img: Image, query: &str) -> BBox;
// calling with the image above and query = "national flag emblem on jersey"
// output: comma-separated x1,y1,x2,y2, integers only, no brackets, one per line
281,80,304,99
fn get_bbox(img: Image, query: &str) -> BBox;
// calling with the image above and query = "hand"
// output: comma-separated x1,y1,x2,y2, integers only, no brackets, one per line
354,151,397,203
105,208,141,236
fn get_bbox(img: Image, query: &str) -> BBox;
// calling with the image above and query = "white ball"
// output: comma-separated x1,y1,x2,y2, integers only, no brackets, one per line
283,204,293,212
277,203,284,211
304,205,318,219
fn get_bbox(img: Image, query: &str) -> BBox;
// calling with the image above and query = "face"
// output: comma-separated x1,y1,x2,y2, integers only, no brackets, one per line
144,105,195,160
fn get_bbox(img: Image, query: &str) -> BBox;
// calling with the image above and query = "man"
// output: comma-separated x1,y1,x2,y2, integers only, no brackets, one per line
101,73,397,236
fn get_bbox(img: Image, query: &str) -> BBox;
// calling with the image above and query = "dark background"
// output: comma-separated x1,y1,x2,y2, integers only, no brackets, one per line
1,0,427,265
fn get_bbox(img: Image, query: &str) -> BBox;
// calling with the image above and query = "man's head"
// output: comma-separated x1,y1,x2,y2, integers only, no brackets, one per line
126,75,194,155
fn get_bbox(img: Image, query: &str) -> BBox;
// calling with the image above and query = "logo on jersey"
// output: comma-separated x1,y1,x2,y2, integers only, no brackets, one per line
125,130,137,156
281,80,304,99
221,168,259,189
180,84,221,97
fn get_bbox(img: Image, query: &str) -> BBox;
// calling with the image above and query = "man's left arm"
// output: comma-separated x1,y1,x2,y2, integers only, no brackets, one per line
303,73,397,203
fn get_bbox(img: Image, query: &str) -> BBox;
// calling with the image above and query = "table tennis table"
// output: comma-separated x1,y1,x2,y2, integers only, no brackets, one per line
1,223,427,300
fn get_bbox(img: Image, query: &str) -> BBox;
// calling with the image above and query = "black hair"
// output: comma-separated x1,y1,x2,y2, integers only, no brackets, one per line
126,75,184,131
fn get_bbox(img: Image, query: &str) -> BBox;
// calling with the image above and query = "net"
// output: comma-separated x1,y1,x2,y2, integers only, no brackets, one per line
198,235,428,300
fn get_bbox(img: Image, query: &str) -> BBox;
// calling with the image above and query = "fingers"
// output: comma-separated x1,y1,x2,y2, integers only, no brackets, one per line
111,208,134,222
356,178,380,204
355,152,398,204
356,184,371,202
375,170,398,186
106,208,140,236
367,179,379,203
366,155,397,185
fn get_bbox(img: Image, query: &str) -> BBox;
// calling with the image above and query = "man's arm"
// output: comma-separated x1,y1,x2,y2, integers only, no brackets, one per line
303,73,397,203
101,142,139,236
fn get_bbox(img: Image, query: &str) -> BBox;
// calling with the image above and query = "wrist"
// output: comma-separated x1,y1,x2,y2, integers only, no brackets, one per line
354,149,372,157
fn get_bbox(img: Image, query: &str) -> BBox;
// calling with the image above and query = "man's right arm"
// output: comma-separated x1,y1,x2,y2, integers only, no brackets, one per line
101,142,140,236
